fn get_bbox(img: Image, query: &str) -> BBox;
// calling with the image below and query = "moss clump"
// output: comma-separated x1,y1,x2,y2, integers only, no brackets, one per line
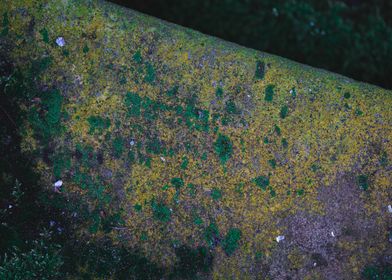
225,99,238,114
144,62,155,84
204,222,220,248
171,177,184,189
357,175,369,191
274,124,281,136
1,12,9,36
29,89,64,142
265,85,275,102
254,176,270,190
281,138,288,149
83,44,89,54
268,159,277,169
255,61,265,79
132,50,142,64
211,188,222,200
214,134,233,164
134,204,142,212
180,156,189,170
112,137,124,158
39,28,49,43
151,200,171,223
87,116,110,135
222,228,241,256
280,105,288,119
124,92,142,117
215,87,223,98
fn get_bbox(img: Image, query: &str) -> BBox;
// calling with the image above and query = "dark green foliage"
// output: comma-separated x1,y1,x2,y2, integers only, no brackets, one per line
357,174,369,191
204,222,220,248
222,228,241,256
87,115,110,135
124,91,142,117
280,105,288,119
214,134,233,164
151,200,171,222
0,240,63,280
255,60,265,79
146,136,161,154
172,245,213,278
254,175,269,190
344,92,351,99
1,12,9,36
122,0,392,89
211,188,222,200
362,264,392,280
264,85,275,102
62,239,166,279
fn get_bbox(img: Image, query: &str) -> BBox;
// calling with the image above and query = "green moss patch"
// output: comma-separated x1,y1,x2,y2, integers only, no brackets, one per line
265,85,275,102
214,134,233,164
253,175,270,190
222,228,241,256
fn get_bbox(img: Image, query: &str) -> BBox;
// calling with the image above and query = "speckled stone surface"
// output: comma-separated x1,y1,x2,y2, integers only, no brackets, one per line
1,0,391,278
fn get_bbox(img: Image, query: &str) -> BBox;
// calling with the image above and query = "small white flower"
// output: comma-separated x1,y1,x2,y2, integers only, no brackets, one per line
129,140,135,146
160,157,166,162
56,37,65,47
388,205,392,213
54,180,63,187
276,235,285,243
8,205,12,209
331,231,335,237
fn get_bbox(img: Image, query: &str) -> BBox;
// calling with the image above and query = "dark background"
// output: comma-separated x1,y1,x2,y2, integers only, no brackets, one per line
109,0,392,89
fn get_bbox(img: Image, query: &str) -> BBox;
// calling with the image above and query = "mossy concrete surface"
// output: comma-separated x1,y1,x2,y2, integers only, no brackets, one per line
1,0,391,278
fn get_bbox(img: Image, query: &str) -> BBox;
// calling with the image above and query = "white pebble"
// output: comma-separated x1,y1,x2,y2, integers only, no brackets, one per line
331,231,335,237
54,180,63,187
8,205,12,209
276,235,285,243
388,205,392,213
56,37,65,47
160,157,166,162
129,140,135,146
